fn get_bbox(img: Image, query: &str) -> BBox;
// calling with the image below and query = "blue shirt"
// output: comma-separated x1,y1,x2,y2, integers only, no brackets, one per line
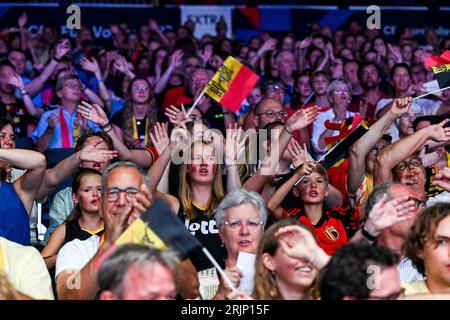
0,182,30,246
16,75,42,108
31,105,100,149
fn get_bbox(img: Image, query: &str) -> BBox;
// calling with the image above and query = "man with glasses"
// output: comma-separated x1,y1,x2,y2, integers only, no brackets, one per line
375,112,450,205
32,75,100,152
356,182,426,283
55,161,199,300
253,98,288,131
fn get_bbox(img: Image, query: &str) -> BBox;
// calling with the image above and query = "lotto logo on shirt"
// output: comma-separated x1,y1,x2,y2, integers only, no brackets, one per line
324,226,340,241
184,219,219,236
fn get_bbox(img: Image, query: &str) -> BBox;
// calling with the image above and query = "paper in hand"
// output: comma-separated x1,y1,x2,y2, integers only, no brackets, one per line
236,251,256,295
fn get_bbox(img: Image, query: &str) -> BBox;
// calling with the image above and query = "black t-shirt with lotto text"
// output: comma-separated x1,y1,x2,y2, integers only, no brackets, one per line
177,204,227,271
0,99,35,137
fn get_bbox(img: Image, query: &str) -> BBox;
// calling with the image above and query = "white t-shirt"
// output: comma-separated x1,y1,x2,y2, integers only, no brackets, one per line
426,191,450,207
55,235,100,280
375,98,442,143
0,237,54,299
311,108,358,159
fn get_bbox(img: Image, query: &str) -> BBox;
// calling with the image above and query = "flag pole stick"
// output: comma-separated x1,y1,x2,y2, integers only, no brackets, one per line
293,141,338,187
202,247,237,292
413,85,450,100
185,91,205,118
302,92,315,107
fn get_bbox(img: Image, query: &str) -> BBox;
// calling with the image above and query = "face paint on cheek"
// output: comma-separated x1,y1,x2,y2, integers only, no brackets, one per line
191,164,198,173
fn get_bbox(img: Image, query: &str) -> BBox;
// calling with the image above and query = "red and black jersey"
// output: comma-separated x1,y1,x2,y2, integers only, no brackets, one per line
282,206,360,256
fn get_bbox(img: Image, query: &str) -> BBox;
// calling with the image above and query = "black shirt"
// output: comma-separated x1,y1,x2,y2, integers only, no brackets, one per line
111,110,148,148
177,204,227,271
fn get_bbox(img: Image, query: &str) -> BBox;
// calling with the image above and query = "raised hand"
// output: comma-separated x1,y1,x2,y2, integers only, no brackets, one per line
259,38,277,54
113,55,131,75
55,38,71,60
78,139,118,163
164,104,195,127
433,167,450,192
4,72,25,90
130,184,154,224
80,57,100,75
387,43,402,63
297,160,316,177
288,140,309,169
427,119,450,142
389,96,412,117
148,19,160,32
199,45,213,65
149,122,170,155
18,12,27,28
169,49,184,70
225,123,247,166
419,147,440,168
359,96,369,116
77,101,108,126
285,105,320,132
109,24,120,34
298,37,312,50
275,225,322,262
364,194,416,237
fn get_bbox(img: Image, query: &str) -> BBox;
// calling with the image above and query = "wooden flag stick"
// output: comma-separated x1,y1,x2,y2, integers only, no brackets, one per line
413,85,450,100
185,91,205,118
202,247,237,292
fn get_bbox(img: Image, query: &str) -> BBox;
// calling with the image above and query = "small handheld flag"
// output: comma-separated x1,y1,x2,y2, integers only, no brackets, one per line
186,56,259,117
114,198,238,293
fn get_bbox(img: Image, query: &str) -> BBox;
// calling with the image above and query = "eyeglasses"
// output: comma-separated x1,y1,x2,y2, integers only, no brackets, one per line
334,88,350,94
63,83,82,90
266,84,284,93
396,157,422,171
223,218,263,232
407,197,426,209
257,110,288,119
104,187,139,202
132,85,149,92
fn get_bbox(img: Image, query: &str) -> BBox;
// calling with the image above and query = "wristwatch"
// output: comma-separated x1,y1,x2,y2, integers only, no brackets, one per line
361,223,377,242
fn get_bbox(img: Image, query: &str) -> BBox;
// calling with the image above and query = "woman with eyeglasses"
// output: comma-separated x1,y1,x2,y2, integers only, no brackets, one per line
212,188,267,300
251,219,329,300
41,168,104,270
110,77,158,150
311,79,360,159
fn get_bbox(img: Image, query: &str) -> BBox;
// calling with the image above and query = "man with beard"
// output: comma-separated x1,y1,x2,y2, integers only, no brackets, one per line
349,61,387,119
374,63,449,143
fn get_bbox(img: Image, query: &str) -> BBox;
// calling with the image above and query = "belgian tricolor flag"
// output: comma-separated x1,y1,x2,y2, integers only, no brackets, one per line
115,198,202,260
423,50,450,90
203,56,259,114
321,115,369,170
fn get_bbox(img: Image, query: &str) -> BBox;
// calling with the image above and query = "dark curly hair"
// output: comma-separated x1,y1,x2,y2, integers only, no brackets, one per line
319,241,399,300
402,203,450,276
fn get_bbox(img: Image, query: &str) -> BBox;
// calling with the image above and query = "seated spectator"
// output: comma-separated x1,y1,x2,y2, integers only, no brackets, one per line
41,168,104,270
268,162,359,255
0,146,46,245
319,241,402,300
213,188,268,300
31,74,101,152
0,233,54,299
403,203,450,296
110,77,158,150
98,244,178,300
252,219,329,300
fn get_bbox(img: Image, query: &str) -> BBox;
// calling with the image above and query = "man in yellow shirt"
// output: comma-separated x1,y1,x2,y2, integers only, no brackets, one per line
0,235,54,299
